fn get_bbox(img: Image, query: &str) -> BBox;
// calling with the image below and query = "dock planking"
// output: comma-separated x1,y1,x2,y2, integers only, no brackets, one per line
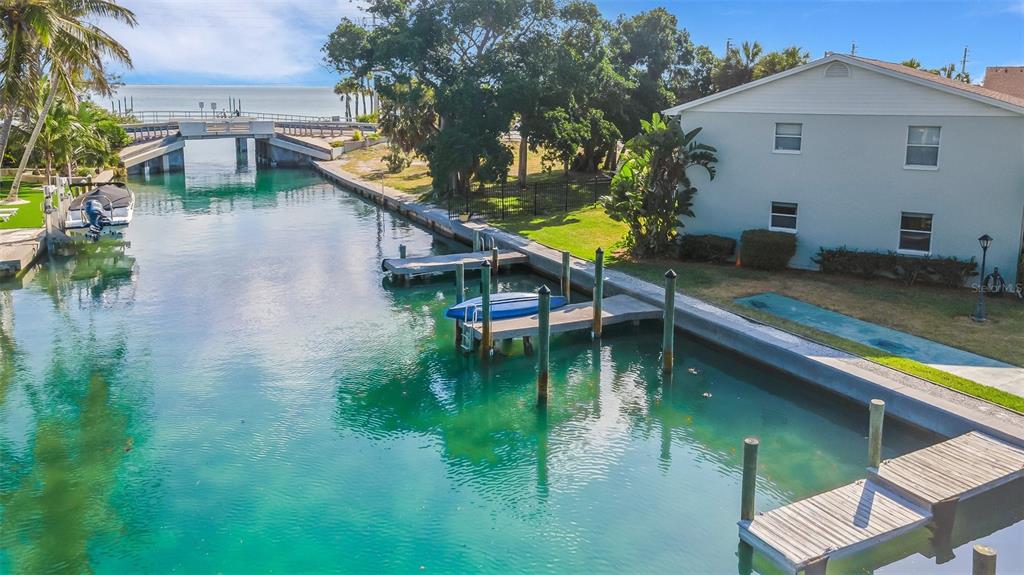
740,431,1024,574
741,480,931,573
382,250,528,277
869,431,1024,507
464,294,660,340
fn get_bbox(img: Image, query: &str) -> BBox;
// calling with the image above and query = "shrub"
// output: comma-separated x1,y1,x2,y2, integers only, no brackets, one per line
75,166,94,177
382,145,411,174
814,247,977,288
329,140,345,148
356,112,378,123
367,132,381,141
679,234,736,263
352,129,363,141
740,229,797,270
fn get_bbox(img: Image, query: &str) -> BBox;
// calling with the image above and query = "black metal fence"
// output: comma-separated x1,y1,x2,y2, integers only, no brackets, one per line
446,177,610,220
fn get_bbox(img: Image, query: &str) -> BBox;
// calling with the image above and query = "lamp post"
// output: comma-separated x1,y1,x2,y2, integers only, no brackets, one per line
972,234,993,323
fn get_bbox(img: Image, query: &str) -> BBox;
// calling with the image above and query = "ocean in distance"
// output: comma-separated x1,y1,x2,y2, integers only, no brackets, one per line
95,84,369,118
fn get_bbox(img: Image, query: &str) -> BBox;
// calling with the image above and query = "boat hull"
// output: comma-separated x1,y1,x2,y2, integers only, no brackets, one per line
446,292,569,320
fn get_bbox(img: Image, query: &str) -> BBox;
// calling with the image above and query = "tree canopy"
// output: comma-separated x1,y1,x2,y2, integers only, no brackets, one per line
322,2,808,195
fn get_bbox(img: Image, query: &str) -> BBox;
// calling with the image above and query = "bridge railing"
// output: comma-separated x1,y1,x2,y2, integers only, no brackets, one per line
123,110,377,126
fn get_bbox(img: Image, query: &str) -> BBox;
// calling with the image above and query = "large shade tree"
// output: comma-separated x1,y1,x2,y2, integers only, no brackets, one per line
5,0,135,201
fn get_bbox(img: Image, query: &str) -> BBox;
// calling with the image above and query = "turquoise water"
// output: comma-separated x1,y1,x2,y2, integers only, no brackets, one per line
0,140,1019,574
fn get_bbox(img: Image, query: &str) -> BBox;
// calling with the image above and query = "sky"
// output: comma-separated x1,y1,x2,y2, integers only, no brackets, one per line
105,0,1024,86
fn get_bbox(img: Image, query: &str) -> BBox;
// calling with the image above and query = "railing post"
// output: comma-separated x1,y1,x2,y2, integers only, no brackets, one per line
561,251,571,303
592,247,604,338
480,261,492,358
533,182,538,216
868,399,885,469
501,180,506,220
973,545,996,575
741,437,759,521
537,285,551,408
564,178,569,212
663,270,677,373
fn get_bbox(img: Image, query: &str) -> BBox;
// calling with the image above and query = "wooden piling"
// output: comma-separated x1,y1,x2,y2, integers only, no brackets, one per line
455,262,466,346
741,437,759,521
491,246,499,271
868,399,885,469
473,230,482,252
973,545,996,575
663,269,677,373
537,285,551,407
480,260,492,358
592,247,604,338
399,244,407,259
561,251,571,303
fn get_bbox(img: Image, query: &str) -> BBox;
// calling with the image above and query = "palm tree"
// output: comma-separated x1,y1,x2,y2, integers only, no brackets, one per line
6,0,135,201
0,0,47,170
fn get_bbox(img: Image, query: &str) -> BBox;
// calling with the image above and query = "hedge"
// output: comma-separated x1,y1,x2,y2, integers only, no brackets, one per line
679,234,736,263
814,246,977,287
739,229,797,271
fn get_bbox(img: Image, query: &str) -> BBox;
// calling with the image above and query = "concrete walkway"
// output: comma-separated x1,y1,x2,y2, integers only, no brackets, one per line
312,159,1024,446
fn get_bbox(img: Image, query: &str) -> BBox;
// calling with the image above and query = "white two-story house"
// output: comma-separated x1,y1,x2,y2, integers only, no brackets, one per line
664,54,1024,285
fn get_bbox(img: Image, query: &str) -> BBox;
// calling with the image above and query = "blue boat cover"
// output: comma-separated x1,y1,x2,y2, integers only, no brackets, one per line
446,291,568,320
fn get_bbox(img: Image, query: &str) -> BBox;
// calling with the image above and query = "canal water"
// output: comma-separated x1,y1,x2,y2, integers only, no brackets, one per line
1,140,1020,574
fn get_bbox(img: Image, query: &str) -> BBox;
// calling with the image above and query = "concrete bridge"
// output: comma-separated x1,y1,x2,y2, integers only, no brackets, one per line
118,113,378,175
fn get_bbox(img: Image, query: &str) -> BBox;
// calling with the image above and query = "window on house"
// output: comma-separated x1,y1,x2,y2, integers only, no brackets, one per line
770,202,798,232
774,123,802,152
899,212,933,253
906,126,940,167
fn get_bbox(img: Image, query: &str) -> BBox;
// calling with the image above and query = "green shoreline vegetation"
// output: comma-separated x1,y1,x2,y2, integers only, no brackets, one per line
338,144,1022,413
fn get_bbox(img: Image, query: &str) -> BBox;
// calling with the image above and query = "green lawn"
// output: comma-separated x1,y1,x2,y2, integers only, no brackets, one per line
492,205,1024,412
0,180,46,230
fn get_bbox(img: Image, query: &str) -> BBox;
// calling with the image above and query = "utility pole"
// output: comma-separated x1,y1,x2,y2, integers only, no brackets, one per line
725,38,732,55
960,46,969,77
851,40,856,55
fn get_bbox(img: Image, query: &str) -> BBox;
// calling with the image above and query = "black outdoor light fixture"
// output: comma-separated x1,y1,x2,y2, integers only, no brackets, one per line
972,234,993,322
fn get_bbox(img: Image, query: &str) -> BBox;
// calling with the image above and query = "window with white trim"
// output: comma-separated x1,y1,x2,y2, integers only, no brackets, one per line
774,123,802,152
770,202,798,232
905,126,940,167
899,212,933,254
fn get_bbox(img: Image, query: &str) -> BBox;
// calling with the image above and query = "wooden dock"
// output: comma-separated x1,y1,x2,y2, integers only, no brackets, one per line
740,431,1024,574
464,294,661,340
382,250,528,277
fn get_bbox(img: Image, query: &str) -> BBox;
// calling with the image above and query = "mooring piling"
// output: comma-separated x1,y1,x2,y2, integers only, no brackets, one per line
741,437,759,521
592,247,604,338
663,269,677,373
399,244,407,259
454,261,466,345
868,399,885,469
973,545,996,575
480,260,492,358
473,230,482,252
491,246,499,273
561,251,571,302
537,285,551,408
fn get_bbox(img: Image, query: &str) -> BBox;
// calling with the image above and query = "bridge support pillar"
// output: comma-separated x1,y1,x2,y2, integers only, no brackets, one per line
235,137,249,166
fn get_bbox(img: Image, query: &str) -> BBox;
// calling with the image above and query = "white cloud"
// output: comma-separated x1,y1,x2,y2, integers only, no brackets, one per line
104,0,366,82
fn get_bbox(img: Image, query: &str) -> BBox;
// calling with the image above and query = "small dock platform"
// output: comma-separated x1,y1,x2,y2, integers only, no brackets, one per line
465,294,660,340
382,250,528,277
740,431,1024,574
0,228,45,278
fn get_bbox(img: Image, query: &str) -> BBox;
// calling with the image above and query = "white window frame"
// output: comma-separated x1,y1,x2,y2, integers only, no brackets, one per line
769,201,799,233
897,211,934,256
904,126,941,170
772,123,802,154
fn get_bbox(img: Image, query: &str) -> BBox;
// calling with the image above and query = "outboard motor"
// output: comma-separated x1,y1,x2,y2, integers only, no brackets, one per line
84,198,111,242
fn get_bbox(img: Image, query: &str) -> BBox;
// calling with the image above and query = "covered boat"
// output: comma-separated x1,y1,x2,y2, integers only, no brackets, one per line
446,291,568,320
65,182,134,238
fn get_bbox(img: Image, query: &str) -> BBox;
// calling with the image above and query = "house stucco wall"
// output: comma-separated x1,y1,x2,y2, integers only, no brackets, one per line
678,111,1024,285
